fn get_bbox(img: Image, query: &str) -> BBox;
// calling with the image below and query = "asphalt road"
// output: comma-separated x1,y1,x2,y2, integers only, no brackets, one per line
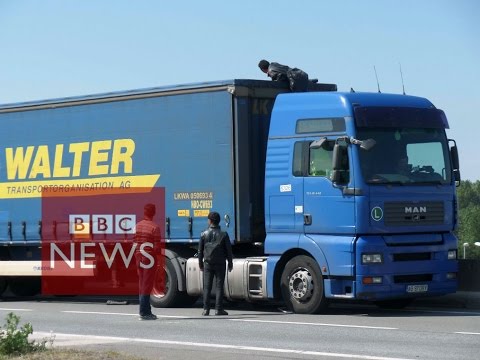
1,297,479,360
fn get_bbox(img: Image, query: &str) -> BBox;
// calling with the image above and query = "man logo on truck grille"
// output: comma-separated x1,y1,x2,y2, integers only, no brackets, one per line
371,206,383,221
404,206,427,214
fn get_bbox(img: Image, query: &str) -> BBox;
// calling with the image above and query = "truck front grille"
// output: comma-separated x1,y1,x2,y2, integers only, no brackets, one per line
384,201,444,226
393,252,431,261
393,274,433,283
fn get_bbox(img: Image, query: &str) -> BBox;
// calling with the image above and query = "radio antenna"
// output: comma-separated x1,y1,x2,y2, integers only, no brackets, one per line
399,63,406,95
374,66,381,93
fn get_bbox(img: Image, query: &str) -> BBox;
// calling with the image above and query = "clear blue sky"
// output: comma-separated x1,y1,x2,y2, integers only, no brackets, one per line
1,0,478,180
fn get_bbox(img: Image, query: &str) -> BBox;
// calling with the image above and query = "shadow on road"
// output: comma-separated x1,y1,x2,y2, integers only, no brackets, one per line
1,294,479,318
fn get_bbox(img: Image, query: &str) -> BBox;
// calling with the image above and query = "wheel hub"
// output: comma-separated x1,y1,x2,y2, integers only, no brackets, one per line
288,269,313,301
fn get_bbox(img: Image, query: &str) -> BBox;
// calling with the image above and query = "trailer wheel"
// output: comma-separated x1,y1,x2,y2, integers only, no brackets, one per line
9,277,41,297
0,278,7,296
281,255,328,314
150,258,198,308
375,298,414,309
0,252,9,296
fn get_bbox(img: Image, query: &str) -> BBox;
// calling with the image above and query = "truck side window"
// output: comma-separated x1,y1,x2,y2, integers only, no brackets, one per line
292,142,304,177
309,142,335,178
309,147,332,177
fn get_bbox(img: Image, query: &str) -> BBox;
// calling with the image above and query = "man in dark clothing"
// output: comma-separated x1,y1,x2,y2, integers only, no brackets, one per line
258,59,310,92
135,203,162,320
258,59,290,82
198,211,233,316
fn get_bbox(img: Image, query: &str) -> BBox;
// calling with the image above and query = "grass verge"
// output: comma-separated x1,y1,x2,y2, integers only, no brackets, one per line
2,348,144,360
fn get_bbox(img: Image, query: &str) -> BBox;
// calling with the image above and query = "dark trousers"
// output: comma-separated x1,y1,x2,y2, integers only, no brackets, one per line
139,294,151,316
138,267,155,316
203,262,226,311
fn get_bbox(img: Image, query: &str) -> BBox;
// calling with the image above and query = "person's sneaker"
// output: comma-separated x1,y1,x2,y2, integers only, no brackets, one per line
202,309,210,316
139,314,157,321
215,309,228,316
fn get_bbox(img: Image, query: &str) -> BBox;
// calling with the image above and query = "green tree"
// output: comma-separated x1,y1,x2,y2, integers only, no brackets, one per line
457,180,480,210
456,180,480,259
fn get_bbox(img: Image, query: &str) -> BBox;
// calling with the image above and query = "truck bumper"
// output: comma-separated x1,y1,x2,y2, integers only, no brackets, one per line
354,234,458,301
355,277,457,301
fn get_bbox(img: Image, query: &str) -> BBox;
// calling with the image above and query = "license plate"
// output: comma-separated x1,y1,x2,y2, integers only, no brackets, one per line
406,284,428,293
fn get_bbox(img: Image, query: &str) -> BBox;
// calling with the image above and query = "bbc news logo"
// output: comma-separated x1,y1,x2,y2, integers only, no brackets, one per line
69,214,136,235
49,239,155,269
41,187,166,296
61,214,153,271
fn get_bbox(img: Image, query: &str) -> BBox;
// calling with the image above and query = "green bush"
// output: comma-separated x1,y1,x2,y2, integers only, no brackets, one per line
0,313,51,356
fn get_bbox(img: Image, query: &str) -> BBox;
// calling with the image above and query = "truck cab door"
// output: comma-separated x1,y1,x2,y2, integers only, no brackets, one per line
302,138,355,235
265,140,305,234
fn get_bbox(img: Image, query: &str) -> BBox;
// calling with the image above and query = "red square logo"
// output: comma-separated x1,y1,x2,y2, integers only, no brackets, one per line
41,187,165,296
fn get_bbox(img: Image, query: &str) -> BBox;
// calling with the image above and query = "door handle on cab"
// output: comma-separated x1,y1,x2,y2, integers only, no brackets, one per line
304,214,312,225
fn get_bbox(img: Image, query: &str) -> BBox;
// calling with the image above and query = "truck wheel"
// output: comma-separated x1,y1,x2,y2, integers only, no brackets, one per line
375,298,414,309
281,255,328,314
150,258,198,308
178,293,200,307
150,257,177,307
9,277,41,297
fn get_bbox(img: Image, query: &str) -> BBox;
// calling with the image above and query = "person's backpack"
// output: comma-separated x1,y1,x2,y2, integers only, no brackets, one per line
287,68,309,92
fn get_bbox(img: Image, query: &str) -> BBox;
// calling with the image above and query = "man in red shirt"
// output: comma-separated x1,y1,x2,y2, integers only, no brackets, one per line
135,203,161,320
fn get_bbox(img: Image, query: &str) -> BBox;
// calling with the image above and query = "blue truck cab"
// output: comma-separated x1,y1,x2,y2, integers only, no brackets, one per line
263,92,459,312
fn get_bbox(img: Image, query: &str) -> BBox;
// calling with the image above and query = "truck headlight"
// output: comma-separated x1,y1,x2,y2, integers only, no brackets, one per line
362,253,383,264
362,276,383,284
447,250,457,260
446,272,457,279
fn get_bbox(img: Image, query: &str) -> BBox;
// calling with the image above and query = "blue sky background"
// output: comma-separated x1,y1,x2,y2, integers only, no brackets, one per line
1,0,478,180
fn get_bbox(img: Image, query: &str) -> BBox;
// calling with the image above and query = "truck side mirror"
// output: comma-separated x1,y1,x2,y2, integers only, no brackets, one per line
348,137,376,150
450,144,461,185
360,138,376,150
331,143,348,184
310,137,327,149
331,170,342,183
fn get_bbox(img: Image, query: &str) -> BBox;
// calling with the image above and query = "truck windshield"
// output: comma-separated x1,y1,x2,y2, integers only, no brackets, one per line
356,127,451,185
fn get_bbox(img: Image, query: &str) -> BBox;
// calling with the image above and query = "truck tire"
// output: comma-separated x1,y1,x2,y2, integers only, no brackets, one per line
375,298,414,309
150,258,198,308
281,255,328,314
9,277,41,297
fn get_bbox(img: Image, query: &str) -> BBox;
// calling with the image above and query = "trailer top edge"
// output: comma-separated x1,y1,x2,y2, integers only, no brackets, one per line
0,79,306,113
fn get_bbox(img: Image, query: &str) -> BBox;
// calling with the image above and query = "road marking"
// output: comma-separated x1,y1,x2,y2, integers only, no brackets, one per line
33,331,414,360
61,310,188,318
406,308,480,316
62,311,136,317
62,311,396,329
59,310,478,337
229,319,397,330
0,308,33,312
